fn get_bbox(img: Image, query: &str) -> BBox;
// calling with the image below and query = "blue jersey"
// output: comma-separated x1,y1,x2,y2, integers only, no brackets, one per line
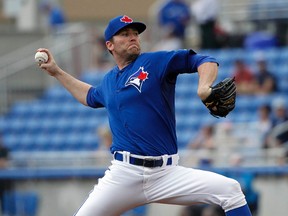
87,49,218,156
159,1,191,38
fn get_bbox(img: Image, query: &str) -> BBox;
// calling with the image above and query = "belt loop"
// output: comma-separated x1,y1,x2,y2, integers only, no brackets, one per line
171,154,179,166
122,151,130,163
161,154,168,167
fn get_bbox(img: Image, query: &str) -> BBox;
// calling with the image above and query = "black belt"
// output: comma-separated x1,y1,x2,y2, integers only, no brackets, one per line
114,152,172,168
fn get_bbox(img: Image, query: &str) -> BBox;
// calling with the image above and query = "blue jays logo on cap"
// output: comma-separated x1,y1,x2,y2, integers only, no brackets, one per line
104,15,146,41
125,66,149,93
120,15,133,23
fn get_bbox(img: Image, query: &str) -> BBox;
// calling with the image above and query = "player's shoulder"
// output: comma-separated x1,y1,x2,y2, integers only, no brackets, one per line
141,50,176,55
140,49,189,59
99,65,118,80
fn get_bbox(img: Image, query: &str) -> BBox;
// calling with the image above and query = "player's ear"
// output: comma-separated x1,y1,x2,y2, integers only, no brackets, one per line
106,40,114,54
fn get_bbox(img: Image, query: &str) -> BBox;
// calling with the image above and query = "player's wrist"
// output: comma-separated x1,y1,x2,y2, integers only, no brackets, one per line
197,86,212,101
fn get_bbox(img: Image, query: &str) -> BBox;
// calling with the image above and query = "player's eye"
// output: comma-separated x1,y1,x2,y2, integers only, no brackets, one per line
118,30,138,38
118,31,128,36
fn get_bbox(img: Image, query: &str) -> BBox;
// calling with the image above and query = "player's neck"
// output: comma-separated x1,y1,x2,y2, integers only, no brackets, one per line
115,53,139,70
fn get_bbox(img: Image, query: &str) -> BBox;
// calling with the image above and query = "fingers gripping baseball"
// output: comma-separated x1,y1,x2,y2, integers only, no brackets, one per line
202,77,236,118
35,51,48,64
35,48,59,76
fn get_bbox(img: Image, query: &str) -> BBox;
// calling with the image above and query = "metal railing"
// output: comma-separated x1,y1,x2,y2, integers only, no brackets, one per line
220,0,288,21
0,23,92,114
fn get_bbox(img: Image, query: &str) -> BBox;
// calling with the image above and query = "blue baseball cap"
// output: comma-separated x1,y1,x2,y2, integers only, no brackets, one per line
104,15,146,41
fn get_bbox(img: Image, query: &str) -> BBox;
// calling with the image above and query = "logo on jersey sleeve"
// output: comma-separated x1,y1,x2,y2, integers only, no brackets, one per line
125,66,149,93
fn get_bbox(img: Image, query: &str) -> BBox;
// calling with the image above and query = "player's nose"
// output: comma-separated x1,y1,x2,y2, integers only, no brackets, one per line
129,34,138,41
126,29,138,40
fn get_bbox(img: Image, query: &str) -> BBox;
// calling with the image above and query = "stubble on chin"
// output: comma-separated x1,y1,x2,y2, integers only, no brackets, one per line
127,52,139,62
127,47,141,61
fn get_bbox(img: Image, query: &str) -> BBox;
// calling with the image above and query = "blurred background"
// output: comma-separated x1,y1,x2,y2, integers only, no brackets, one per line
0,0,287,216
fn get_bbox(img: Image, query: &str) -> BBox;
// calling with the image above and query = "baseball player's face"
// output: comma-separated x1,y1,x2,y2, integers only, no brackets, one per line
107,27,141,59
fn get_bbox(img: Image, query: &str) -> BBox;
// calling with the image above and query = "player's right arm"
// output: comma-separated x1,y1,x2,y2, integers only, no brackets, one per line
37,48,91,106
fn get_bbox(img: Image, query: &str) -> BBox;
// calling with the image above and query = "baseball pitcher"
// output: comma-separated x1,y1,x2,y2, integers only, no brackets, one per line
37,15,251,216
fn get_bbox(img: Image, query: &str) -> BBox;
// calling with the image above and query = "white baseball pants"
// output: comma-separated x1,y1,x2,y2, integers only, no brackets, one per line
74,154,247,216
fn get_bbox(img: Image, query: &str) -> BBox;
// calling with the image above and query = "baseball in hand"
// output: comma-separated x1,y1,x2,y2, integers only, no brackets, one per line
35,51,48,64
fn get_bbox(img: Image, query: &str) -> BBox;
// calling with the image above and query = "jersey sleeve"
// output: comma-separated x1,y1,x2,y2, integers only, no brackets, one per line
166,49,219,75
86,86,105,108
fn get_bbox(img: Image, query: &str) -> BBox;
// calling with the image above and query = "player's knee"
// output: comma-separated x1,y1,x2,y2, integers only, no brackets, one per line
221,178,247,211
225,178,242,194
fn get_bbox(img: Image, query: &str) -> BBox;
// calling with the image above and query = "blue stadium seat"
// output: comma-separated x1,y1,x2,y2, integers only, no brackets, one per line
1,117,25,134
236,96,260,113
2,134,19,151
81,133,98,150
279,47,288,61
3,191,39,216
48,133,69,150
63,132,86,150
122,205,147,216
0,117,5,132
15,133,36,151
9,101,31,116
43,85,73,101
80,71,105,85
177,128,197,148
278,79,288,94
33,133,52,150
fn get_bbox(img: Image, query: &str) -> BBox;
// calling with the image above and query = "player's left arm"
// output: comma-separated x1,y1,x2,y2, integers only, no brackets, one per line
197,62,218,101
